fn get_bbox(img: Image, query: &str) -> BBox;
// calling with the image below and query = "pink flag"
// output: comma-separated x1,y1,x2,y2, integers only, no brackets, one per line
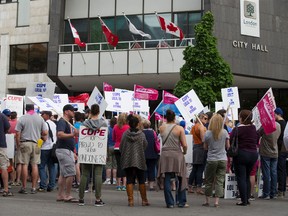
156,15,184,40
68,19,86,48
256,89,276,134
103,82,113,92
163,90,179,104
155,112,162,121
134,85,159,101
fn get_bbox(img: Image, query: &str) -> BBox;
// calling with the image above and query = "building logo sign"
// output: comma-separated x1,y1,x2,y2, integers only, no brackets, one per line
240,0,260,37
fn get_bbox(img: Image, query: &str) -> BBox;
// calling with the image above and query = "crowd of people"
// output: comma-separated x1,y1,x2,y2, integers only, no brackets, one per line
0,103,288,209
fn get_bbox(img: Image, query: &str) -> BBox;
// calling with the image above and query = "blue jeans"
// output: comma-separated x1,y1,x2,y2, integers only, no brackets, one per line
164,172,186,207
38,149,56,190
261,156,278,197
188,164,205,186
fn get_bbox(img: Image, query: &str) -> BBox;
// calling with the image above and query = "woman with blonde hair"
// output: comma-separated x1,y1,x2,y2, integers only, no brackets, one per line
202,114,230,207
113,113,129,191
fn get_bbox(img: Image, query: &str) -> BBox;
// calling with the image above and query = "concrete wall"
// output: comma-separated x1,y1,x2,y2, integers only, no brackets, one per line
205,0,288,82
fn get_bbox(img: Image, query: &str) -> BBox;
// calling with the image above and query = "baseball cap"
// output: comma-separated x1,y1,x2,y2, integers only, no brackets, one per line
40,110,52,117
2,109,11,116
63,104,78,112
274,107,283,116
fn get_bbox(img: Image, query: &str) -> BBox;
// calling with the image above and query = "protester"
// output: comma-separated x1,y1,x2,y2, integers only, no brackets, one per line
78,104,107,206
230,110,258,206
0,112,12,196
120,114,149,207
202,114,230,207
56,104,78,202
38,110,57,192
113,113,129,191
157,109,188,208
188,113,208,195
274,107,287,198
258,120,281,200
142,119,159,191
103,117,117,185
15,104,48,194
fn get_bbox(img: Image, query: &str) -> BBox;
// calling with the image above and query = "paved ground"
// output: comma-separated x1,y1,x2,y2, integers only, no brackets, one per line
0,184,288,216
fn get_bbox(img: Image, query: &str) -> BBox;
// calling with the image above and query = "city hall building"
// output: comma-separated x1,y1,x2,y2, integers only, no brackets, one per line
0,0,288,110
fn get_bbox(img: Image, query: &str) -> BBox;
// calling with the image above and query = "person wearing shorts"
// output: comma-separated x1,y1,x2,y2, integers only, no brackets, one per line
15,104,48,194
56,104,78,203
0,113,12,196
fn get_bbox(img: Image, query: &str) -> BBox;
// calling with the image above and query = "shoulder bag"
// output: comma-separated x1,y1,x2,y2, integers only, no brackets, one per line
227,126,238,157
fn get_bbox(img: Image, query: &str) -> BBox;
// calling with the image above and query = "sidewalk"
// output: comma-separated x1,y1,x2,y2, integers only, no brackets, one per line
0,184,287,216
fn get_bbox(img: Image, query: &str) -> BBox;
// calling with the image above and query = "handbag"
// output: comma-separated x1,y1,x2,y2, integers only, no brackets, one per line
153,131,160,153
51,141,59,163
227,126,238,157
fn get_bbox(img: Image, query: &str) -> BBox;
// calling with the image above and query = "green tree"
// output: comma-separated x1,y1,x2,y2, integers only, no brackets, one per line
174,11,233,106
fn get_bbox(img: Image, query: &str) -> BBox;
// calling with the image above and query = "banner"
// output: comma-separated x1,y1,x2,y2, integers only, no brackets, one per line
240,0,260,37
87,87,108,118
134,85,159,101
69,93,90,106
224,173,238,199
78,126,108,165
25,82,55,100
28,96,55,112
184,135,193,164
6,134,15,159
221,87,240,108
175,89,204,121
103,82,113,92
5,94,24,117
215,101,238,121
256,88,276,134
163,90,179,104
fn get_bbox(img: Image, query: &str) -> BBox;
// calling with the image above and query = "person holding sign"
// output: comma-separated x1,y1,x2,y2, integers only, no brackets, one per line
78,104,108,207
202,114,230,207
157,110,188,208
120,114,149,207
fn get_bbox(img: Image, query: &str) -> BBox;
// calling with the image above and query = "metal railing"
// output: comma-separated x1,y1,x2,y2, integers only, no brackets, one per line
58,38,195,53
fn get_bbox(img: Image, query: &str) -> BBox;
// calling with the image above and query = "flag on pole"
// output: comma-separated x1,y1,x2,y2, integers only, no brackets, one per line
134,84,158,101
67,19,86,48
69,93,90,106
163,90,179,104
99,17,119,47
123,14,151,39
103,82,113,92
255,88,277,134
156,14,184,40
155,112,162,121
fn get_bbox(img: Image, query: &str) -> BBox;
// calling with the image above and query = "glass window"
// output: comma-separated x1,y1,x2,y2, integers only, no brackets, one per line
239,89,258,110
174,13,188,37
144,13,171,47
188,12,202,37
9,43,48,74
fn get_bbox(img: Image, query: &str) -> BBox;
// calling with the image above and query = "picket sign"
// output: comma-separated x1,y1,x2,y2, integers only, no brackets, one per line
184,135,193,164
215,101,238,121
6,134,15,159
78,126,108,165
25,82,55,103
87,86,108,118
224,173,238,199
221,87,240,108
257,170,264,198
53,94,69,110
5,94,24,117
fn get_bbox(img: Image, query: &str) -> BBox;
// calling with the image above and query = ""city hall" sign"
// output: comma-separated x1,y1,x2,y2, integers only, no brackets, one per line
232,40,268,52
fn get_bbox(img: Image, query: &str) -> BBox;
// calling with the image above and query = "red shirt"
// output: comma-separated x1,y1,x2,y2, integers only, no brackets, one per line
8,119,17,134
113,124,129,149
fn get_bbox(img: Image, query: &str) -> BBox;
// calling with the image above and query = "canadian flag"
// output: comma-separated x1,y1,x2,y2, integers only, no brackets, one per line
68,19,86,48
156,15,184,41
99,17,119,47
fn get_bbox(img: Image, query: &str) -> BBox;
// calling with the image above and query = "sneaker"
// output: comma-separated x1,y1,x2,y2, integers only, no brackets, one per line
270,195,277,199
2,190,13,197
259,195,270,200
178,203,189,208
18,188,28,194
235,192,241,200
85,189,89,193
14,182,22,186
121,186,126,191
249,195,255,201
103,179,111,185
78,199,85,206
116,186,122,191
37,188,46,192
95,199,105,207
277,191,284,198
47,188,54,192
31,188,37,194
112,179,117,185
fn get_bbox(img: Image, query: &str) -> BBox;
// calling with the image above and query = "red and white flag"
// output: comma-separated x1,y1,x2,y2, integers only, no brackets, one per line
68,19,86,48
103,82,113,92
134,84,159,101
156,15,184,40
256,88,277,134
68,93,90,106
163,90,179,104
123,15,151,39
99,17,119,47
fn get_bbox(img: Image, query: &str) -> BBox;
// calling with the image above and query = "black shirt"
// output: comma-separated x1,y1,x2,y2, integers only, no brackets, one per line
56,118,75,152
0,113,10,148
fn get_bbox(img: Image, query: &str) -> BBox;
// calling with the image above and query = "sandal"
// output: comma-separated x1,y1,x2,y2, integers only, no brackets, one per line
214,203,220,208
3,191,13,197
202,203,210,207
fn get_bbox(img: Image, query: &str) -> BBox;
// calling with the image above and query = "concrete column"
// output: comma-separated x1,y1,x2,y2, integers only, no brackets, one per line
0,33,9,98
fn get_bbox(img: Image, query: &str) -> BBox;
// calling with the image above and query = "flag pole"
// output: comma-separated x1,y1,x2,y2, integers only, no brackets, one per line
123,13,143,62
155,12,174,61
98,16,115,64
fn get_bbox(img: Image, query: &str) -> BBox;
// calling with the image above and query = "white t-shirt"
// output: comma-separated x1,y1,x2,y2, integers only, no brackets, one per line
41,120,57,150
